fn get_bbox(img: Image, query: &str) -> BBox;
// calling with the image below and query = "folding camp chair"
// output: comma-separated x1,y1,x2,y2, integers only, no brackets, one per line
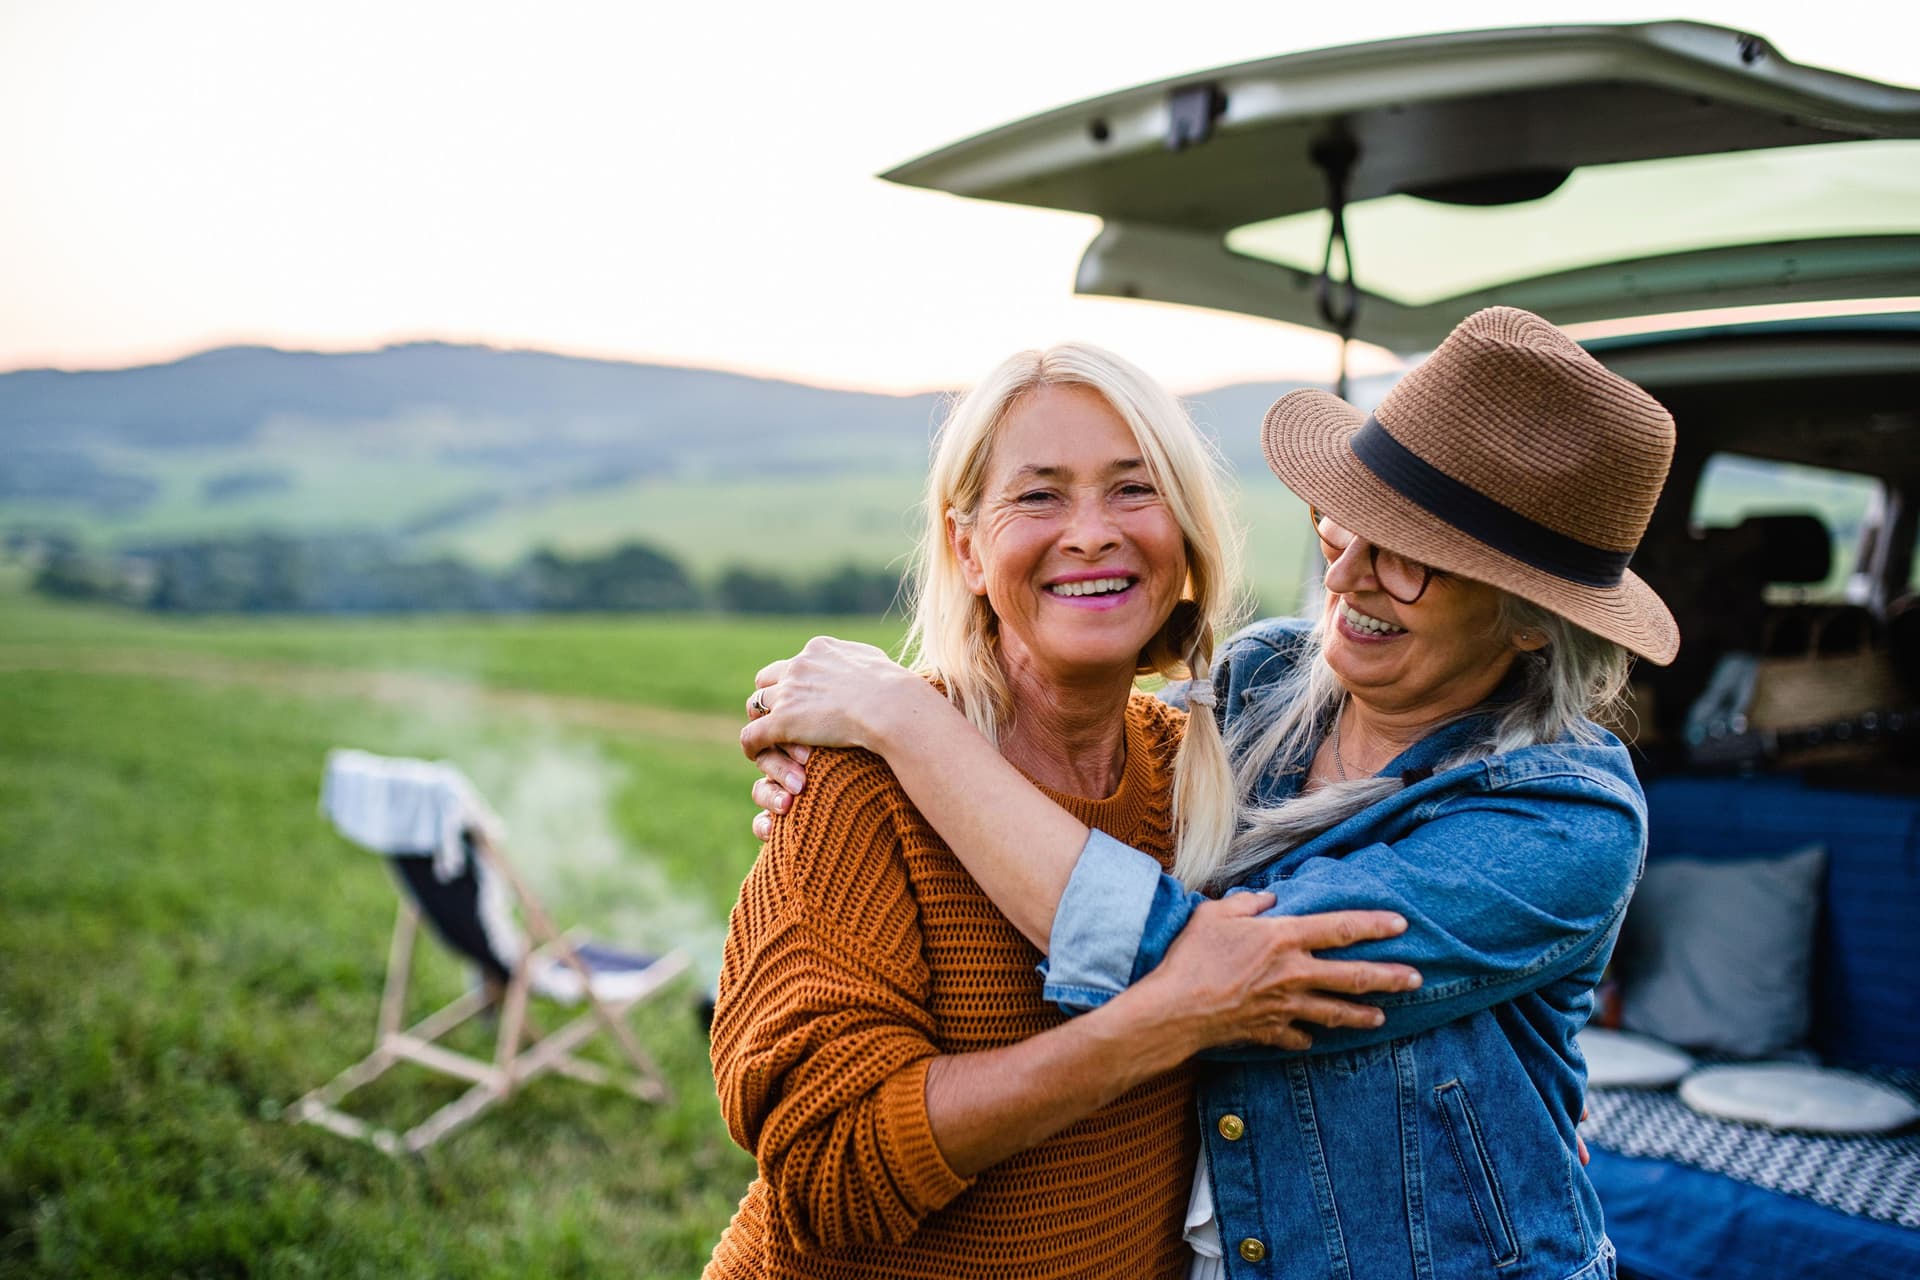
289,749,690,1156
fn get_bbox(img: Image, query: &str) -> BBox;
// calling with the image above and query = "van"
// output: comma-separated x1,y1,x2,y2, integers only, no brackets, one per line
880,23,1920,1280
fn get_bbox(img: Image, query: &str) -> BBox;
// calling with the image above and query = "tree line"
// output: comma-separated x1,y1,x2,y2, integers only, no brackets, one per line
25,532,903,616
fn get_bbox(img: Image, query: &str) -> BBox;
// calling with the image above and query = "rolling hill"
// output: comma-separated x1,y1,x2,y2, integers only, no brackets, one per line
0,342,1336,608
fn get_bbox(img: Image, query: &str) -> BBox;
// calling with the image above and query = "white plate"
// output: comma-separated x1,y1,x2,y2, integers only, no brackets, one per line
1579,1028,1696,1088
1680,1063,1920,1134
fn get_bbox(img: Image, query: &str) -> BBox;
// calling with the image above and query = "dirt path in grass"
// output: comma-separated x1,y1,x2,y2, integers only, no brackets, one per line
0,645,745,746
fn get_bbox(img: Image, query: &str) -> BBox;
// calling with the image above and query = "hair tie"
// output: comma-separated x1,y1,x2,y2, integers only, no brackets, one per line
1186,649,1216,709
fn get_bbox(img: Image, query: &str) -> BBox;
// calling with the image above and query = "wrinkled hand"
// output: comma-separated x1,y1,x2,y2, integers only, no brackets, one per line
1136,893,1422,1053
741,637,925,839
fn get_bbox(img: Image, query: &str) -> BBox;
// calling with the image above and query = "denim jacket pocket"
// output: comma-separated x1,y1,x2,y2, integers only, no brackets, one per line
1435,1079,1520,1267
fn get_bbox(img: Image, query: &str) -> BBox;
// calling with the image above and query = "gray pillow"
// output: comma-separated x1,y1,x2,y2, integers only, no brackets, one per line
1615,844,1827,1057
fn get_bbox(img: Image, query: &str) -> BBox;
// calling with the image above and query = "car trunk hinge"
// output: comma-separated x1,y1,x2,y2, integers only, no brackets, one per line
1166,83,1227,151
1312,134,1360,400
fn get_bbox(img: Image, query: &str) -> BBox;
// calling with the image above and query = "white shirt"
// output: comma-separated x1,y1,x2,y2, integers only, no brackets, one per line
1185,1153,1225,1279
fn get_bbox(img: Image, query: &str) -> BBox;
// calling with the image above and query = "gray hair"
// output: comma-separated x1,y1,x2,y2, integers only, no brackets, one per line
1180,595,1633,891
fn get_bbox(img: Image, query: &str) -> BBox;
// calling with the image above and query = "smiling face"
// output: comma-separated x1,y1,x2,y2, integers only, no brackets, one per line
952,383,1187,689
1315,511,1546,719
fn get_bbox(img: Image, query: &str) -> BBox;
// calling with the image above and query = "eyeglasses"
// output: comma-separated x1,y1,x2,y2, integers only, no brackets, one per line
1309,507,1439,605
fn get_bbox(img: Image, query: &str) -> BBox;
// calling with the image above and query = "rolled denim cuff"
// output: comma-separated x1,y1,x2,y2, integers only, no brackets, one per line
1039,829,1164,1012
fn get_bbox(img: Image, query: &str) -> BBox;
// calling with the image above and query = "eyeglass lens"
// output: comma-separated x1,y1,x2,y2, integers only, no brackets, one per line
1309,507,1434,604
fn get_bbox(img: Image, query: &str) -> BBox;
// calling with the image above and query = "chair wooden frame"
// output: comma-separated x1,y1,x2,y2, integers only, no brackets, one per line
289,831,690,1156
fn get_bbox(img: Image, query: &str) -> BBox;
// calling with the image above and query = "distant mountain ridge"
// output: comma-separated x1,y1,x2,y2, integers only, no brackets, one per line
0,340,1335,468
0,342,953,454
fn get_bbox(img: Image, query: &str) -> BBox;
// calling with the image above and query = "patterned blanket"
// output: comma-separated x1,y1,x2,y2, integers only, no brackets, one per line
1585,1067,1920,1228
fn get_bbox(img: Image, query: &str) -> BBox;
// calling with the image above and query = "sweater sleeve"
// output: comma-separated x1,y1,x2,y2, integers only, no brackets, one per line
709,747,973,1251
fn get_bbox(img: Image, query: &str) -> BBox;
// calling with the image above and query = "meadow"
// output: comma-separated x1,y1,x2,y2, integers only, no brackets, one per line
0,577,905,1278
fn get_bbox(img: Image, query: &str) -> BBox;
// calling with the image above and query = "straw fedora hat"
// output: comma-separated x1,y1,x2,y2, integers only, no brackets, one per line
1263,306,1680,664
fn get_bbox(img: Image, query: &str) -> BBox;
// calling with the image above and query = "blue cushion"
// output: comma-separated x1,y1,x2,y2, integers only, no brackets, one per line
1642,777,1920,1068
1616,844,1826,1055
1591,1148,1920,1280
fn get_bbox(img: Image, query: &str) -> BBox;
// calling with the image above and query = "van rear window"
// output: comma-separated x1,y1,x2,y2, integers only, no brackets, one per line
1690,454,1883,602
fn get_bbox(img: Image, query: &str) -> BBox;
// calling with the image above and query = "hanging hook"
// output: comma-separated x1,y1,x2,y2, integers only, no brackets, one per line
1311,134,1360,399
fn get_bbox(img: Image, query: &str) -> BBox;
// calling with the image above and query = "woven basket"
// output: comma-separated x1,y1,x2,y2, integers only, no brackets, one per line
1748,611,1903,764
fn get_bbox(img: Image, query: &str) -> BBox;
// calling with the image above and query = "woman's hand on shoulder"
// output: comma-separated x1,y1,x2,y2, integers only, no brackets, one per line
742,636,938,840
1132,893,1423,1054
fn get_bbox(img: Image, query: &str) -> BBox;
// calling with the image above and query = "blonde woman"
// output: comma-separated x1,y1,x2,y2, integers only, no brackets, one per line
704,344,1414,1279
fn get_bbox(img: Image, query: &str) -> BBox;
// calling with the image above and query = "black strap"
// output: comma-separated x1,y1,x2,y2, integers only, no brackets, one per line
1312,136,1360,401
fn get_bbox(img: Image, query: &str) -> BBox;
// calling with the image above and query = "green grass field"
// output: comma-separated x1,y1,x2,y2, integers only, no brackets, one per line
0,574,903,716
0,515,1333,1278
428,472,931,578
0,579,922,1278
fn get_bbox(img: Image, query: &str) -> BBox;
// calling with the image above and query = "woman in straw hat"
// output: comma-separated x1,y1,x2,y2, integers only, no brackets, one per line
706,342,1415,1280
742,307,1677,1278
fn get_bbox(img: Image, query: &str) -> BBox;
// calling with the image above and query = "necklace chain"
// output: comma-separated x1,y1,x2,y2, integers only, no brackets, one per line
1333,703,1349,782
1332,700,1374,783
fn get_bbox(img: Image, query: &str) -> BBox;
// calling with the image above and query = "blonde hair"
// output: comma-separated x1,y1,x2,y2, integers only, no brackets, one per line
900,343,1244,881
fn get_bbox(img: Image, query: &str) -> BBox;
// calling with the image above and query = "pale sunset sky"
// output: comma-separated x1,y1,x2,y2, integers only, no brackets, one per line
0,0,1913,393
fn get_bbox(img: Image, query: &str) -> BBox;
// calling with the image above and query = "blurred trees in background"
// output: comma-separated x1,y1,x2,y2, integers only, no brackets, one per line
712,562,902,616
17,530,900,617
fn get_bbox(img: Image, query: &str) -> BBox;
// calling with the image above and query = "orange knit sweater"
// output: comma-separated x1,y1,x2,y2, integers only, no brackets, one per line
704,691,1197,1280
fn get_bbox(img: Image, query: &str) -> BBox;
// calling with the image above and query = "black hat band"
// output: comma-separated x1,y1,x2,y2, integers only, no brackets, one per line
1349,416,1632,589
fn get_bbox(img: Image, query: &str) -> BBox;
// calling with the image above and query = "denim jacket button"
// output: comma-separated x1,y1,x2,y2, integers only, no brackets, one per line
1238,1237,1267,1263
1217,1113,1246,1141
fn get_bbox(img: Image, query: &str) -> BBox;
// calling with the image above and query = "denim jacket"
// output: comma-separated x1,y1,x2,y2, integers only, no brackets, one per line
1042,618,1644,1280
